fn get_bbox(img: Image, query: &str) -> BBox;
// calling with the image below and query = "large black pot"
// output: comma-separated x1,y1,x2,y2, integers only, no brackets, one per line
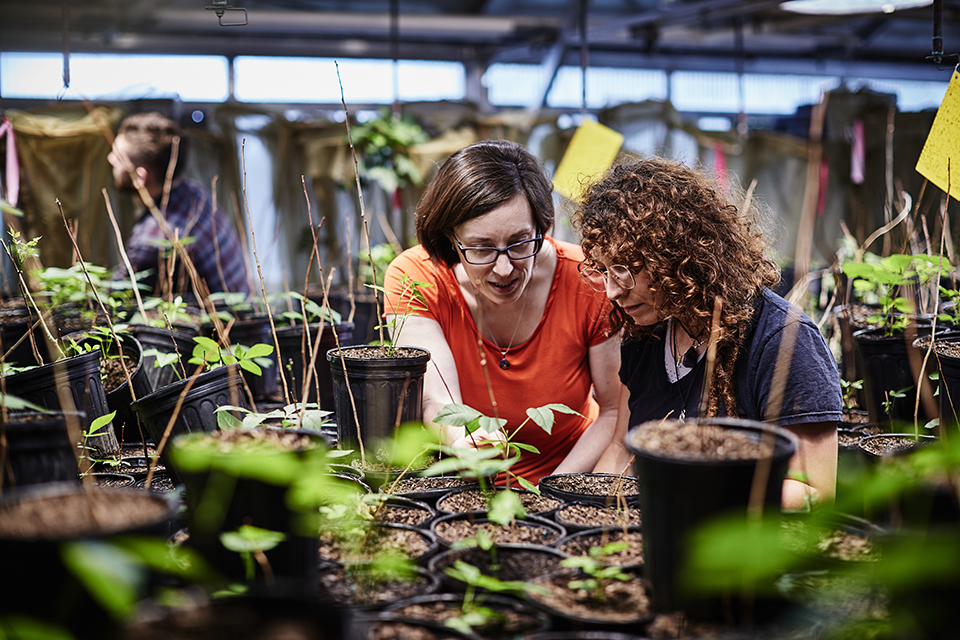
2,348,119,460
1,410,85,487
276,322,354,410
169,428,326,587
0,483,178,640
327,345,429,451
625,417,797,616
131,364,249,463
927,334,960,430
853,325,942,426
0,307,49,367
129,323,200,394
202,315,278,401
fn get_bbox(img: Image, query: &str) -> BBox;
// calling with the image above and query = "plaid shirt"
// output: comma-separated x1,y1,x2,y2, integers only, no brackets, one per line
124,179,250,295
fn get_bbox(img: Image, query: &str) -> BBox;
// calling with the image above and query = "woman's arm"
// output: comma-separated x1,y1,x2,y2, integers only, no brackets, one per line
591,383,633,475
780,421,838,510
552,336,623,474
385,314,503,447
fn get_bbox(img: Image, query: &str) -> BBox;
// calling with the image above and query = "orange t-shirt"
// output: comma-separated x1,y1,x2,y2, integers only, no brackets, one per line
384,237,612,484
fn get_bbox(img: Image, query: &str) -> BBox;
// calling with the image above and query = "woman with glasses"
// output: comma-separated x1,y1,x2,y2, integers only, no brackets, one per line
573,157,841,509
383,140,621,484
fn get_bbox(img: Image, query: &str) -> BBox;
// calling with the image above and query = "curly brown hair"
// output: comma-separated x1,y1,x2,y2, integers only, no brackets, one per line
572,156,780,417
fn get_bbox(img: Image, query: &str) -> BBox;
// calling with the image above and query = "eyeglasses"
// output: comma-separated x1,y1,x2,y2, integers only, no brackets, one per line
578,262,636,292
454,234,544,265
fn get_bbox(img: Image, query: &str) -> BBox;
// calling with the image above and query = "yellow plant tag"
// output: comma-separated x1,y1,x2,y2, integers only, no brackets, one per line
916,70,960,201
552,120,624,202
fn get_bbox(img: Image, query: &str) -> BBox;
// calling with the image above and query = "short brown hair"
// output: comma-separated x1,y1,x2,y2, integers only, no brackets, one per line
415,140,554,267
117,112,183,179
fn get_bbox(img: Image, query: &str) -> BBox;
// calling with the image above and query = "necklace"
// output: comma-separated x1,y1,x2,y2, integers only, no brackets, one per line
489,291,529,370
671,317,706,421
674,317,708,369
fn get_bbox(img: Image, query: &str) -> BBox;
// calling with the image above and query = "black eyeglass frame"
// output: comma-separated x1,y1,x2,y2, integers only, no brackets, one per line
453,233,544,265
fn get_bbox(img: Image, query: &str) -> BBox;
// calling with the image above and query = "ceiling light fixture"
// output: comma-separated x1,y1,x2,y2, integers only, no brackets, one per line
780,0,932,14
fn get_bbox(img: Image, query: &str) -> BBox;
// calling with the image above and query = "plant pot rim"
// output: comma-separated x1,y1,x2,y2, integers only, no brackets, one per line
857,432,937,458
430,510,566,548
625,417,799,466
327,345,430,360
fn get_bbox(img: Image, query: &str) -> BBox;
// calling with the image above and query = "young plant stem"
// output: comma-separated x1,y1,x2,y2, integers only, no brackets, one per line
344,220,357,324
103,188,148,321
239,139,290,406
0,239,62,363
336,61,384,347
148,362,205,487
57,199,144,445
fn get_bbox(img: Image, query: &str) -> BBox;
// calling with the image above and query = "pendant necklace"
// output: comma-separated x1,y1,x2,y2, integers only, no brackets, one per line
672,317,707,421
489,291,529,370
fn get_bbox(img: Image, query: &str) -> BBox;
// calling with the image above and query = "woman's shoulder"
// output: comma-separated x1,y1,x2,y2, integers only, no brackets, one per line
550,237,586,263
389,245,439,278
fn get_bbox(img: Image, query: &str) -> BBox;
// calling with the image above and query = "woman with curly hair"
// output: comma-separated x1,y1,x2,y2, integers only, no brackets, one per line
573,156,840,509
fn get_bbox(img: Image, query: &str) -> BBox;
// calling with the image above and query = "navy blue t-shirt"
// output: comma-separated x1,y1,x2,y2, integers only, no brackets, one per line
619,288,842,428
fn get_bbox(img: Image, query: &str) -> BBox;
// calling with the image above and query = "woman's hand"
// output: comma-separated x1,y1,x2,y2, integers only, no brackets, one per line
449,427,507,450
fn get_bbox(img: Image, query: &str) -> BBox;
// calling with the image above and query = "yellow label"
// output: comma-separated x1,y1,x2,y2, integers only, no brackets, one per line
552,120,624,202
916,70,960,201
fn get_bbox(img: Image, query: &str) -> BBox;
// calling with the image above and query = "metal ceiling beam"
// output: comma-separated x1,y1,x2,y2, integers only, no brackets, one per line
527,0,583,112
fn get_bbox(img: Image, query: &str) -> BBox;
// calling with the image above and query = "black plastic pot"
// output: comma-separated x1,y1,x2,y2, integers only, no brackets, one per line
386,476,481,509
131,364,249,463
129,323,200,394
276,322,354,410
382,592,551,639
317,561,440,610
538,473,641,509
525,569,651,634
0,307,49,367
369,494,437,530
430,511,566,550
853,325,942,426
169,428,327,587
435,486,563,520
90,472,136,488
1,410,84,487
555,525,644,572
625,417,797,616
928,334,960,430
2,348,119,459
427,543,569,593
202,315,278,401
70,332,153,444
327,345,430,451
554,502,642,534
319,522,439,567
0,483,178,640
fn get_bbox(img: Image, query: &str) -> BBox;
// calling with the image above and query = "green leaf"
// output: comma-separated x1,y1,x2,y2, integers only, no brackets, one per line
219,525,286,553
488,490,526,525
0,393,49,412
516,476,540,494
86,411,116,437
61,540,139,619
238,359,262,376
243,343,274,359
433,403,484,426
0,616,75,640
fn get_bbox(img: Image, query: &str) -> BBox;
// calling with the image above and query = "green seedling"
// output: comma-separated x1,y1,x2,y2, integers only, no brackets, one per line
840,379,863,411
213,402,333,432
368,273,432,356
882,386,911,420
188,336,274,376
442,559,547,635
219,525,286,583
561,541,632,603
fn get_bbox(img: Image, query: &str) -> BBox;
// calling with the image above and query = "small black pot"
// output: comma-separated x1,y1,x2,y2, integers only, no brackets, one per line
367,494,437,530
857,432,936,460
385,476,481,509
319,522,439,567
89,472,136,488
317,561,440,610
554,502,642,534
538,473,641,509
276,322,354,410
382,592,551,639
555,525,644,572
327,345,429,451
525,569,651,634
3,348,119,459
427,543,569,593
2,410,85,487
435,486,563,520
430,511,566,550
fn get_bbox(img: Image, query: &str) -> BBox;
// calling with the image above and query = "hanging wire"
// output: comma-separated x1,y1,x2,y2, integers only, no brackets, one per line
580,0,589,116
58,0,70,100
